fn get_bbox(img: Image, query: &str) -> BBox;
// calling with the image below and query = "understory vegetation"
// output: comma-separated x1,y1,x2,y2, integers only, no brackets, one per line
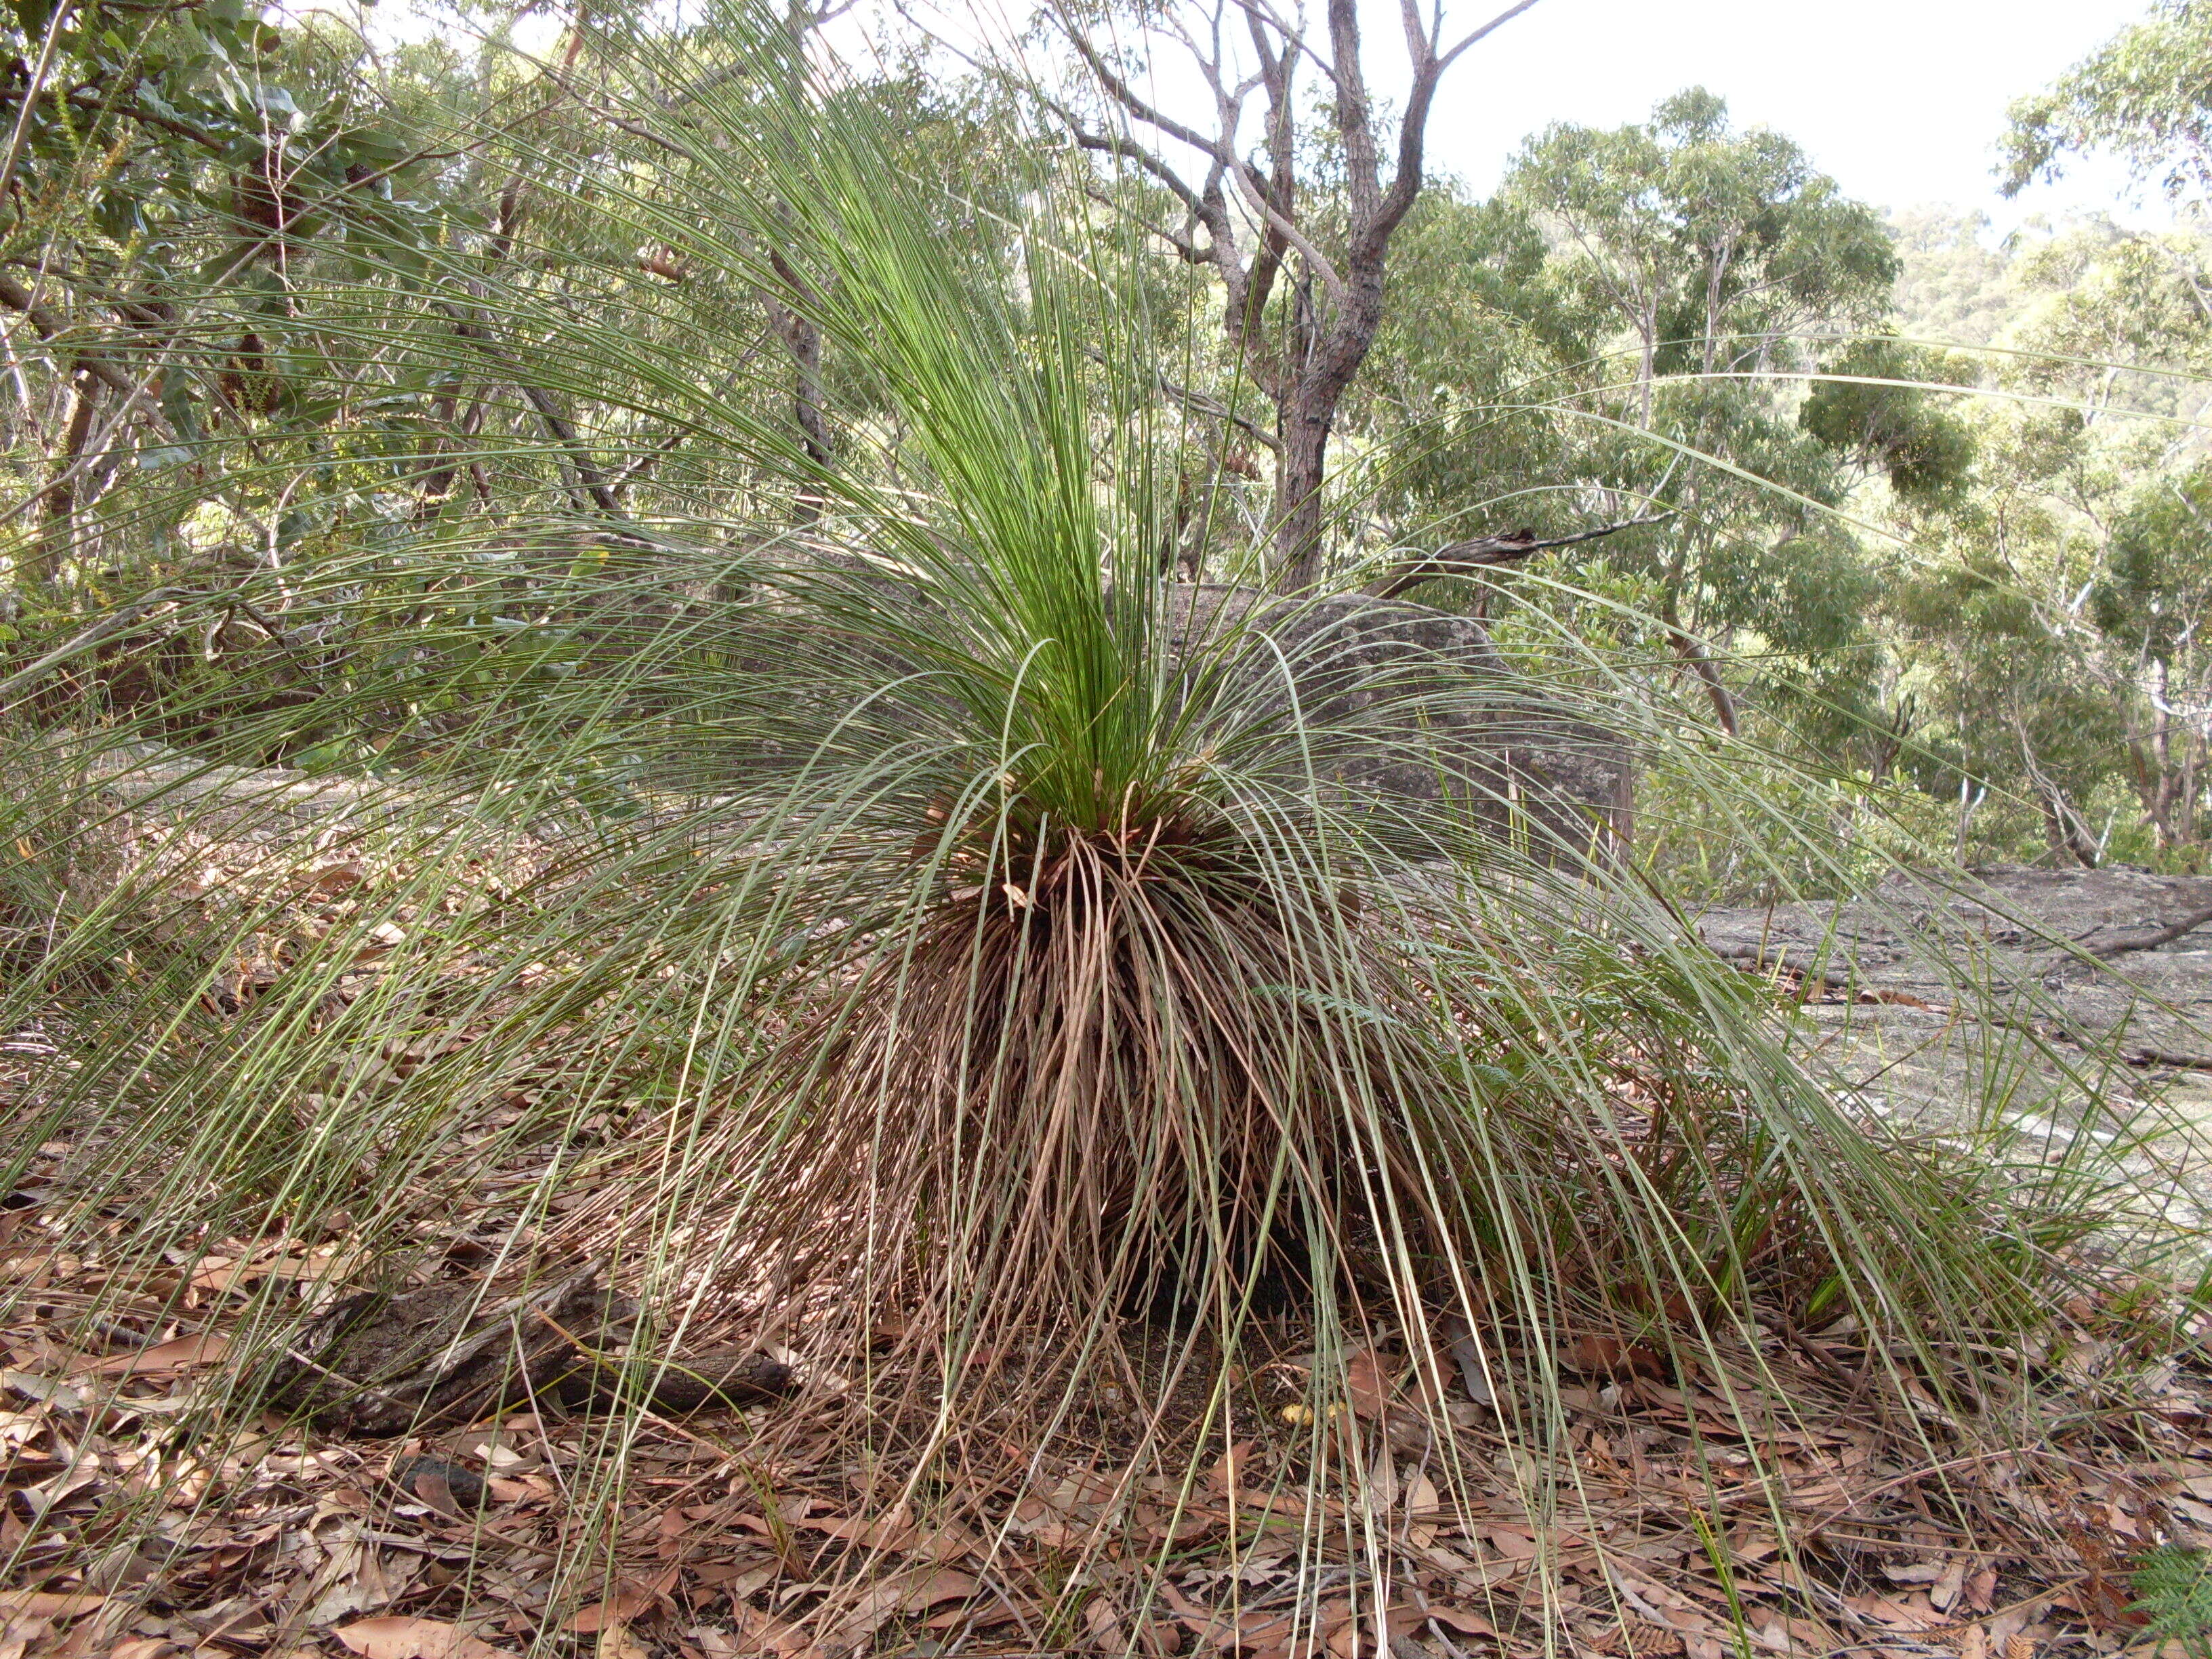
5,1,2212,1656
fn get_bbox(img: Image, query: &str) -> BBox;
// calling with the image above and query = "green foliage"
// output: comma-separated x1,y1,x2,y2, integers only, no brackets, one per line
2130,1545,2212,1656
2099,464,2212,658
1799,338,1977,504
1415,90,1921,757
1885,207,2025,347
1500,86,1897,379
2002,0,2212,200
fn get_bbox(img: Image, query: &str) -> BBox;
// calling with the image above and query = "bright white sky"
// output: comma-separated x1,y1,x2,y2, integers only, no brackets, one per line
445,0,2171,231
1419,0,2160,230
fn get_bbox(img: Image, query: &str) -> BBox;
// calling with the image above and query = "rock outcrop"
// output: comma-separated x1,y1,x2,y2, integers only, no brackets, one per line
1693,864,2212,1065
1692,865,2212,1216
1168,585,1631,859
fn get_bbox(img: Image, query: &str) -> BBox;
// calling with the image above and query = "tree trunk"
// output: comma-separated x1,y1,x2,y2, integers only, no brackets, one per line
1056,0,1536,594
1273,395,1332,589
29,371,98,588
765,253,830,525
2040,793,2100,868
2126,735,2175,848
785,311,829,520
1659,588,1738,736
2013,715,2098,867
1270,264,1385,590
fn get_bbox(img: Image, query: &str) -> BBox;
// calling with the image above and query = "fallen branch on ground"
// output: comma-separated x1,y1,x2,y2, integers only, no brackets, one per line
2081,901,2212,958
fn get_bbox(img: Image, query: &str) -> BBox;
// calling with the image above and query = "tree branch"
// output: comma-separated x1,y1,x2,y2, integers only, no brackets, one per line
1435,0,1544,72
1364,512,1671,600
1370,0,1542,248
439,307,636,528
1662,586,1739,738
2081,903,2212,959
0,271,138,397
1058,26,1233,163
1059,19,1345,302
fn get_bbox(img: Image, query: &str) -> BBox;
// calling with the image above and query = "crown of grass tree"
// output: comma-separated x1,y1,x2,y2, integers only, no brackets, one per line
0,8,2156,1644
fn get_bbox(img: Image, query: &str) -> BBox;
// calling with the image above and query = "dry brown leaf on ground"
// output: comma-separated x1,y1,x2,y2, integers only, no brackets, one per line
1322,1603,1429,1658
568,1588,655,1634
729,1603,826,1658
1843,1591,1946,1631
691,1560,777,1597
1928,1559,1969,1613
1006,1492,1094,1550
1422,1604,1498,1639
1401,1468,1441,1547
299,1530,418,1626
804,1508,916,1552
1206,1439,1256,1494
901,1568,981,1605
1485,1525,1538,1559
1170,1603,1292,1654
1342,1349,1394,1420
1563,1334,1666,1379
73,1334,229,1375
1084,1596,1128,1647
332,1616,516,1659
833,1563,999,1644
0,1592,104,1618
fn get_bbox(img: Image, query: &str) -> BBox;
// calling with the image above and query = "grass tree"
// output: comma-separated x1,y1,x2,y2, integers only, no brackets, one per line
0,10,2189,1647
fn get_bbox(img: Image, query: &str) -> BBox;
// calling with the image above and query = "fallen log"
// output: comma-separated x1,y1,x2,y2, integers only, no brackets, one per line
262,1264,792,1435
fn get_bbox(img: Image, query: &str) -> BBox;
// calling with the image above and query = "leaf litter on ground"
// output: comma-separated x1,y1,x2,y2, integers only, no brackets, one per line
3,802,2210,1658
3,1159,2209,1659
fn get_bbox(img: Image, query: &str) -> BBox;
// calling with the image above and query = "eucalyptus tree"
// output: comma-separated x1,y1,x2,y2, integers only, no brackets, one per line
2002,0,2212,203
1885,219,2212,866
1038,0,1540,589
2093,464,2212,850
1466,90,1963,746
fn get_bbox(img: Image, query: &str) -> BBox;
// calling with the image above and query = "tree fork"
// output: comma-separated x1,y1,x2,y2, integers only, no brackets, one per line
1052,0,1540,593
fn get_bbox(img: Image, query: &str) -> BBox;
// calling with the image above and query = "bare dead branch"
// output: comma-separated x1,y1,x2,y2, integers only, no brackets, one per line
1059,28,1230,164
1153,371,1282,452
2081,903,2212,959
1364,512,1670,600
1435,0,1543,71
